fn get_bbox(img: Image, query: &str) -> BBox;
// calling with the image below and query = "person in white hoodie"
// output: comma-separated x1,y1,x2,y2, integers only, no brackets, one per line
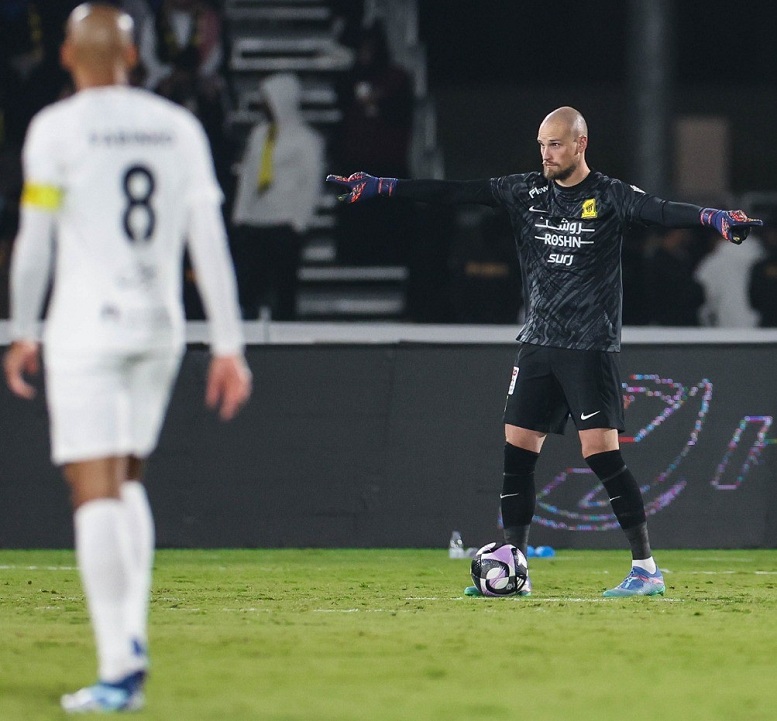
231,72,324,320
694,229,763,327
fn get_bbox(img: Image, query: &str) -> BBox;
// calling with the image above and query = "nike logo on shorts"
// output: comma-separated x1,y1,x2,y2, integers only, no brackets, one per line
580,410,601,421
500,493,519,499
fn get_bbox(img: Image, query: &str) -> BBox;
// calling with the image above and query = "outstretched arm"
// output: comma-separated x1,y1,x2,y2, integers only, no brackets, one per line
635,196,762,244
326,172,498,206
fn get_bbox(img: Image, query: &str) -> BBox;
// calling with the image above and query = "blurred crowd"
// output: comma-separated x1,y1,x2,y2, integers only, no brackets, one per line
1,0,776,328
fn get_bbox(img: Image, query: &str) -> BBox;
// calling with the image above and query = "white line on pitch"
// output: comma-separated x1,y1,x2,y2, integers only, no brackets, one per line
682,570,777,575
313,609,407,613
406,596,684,603
0,565,77,570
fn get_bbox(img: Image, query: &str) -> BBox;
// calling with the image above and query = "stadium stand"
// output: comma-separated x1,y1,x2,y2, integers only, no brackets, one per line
224,0,442,320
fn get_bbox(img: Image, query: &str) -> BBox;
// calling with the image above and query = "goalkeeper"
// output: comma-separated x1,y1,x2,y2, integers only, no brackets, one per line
327,106,761,598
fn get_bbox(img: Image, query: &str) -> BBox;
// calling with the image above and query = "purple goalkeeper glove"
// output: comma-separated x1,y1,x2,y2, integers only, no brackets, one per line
325,172,397,203
700,208,762,245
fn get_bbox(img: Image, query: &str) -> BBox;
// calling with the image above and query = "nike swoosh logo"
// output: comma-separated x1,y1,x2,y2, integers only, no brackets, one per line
529,206,545,213
580,411,601,420
499,493,519,499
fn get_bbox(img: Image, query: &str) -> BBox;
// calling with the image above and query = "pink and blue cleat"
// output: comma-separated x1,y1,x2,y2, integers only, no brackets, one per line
603,566,665,597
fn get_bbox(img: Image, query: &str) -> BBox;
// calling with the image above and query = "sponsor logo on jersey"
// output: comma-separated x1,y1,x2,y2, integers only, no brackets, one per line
548,253,573,266
540,233,586,248
581,198,598,219
535,218,595,255
528,184,549,199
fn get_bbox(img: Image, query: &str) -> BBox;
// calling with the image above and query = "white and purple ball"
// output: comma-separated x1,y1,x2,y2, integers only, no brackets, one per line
470,542,528,596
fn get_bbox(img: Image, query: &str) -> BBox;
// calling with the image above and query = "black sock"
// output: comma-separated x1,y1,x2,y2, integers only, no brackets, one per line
501,443,539,556
503,525,531,555
586,450,651,560
623,522,651,562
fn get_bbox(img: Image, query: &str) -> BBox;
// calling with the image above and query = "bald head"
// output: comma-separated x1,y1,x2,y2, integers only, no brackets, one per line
540,106,588,140
537,106,590,185
61,3,137,89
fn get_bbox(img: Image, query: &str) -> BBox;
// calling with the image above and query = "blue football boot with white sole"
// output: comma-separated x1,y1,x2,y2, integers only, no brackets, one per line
61,670,146,713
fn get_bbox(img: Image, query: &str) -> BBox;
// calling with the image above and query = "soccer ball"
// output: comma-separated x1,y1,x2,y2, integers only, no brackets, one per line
470,542,528,596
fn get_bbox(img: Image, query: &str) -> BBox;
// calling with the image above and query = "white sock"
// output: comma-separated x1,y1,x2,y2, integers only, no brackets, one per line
121,481,155,655
633,557,657,574
74,499,136,682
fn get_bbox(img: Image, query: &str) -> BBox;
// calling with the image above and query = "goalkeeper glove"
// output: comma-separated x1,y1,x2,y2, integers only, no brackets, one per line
325,172,397,203
699,208,762,245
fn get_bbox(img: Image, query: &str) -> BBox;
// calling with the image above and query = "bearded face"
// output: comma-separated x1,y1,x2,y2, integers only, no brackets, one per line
537,119,587,184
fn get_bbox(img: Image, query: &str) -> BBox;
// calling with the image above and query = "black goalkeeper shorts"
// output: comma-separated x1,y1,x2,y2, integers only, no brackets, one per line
503,343,625,435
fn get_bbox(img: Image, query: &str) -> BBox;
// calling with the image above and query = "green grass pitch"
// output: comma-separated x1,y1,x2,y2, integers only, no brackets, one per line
1,548,776,721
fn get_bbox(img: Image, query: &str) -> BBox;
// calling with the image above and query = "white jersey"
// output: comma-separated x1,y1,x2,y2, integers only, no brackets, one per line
12,85,242,355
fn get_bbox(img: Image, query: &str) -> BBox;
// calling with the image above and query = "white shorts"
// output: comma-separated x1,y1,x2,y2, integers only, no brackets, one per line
44,350,183,465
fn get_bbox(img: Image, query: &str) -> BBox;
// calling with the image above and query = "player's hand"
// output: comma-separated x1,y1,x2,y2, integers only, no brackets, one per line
3,340,40,400
700,208,763,245
325,172,397,203
205,354,252,421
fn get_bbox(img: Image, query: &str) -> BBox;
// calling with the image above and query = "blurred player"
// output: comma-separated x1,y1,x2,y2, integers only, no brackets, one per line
327,106,761,599
3,3,251,712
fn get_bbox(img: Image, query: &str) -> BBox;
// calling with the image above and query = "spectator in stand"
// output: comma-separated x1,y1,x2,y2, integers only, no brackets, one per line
138,0,223,94
335,20,414,179
694,227,763,327
647,227,705,326
231,73,324,320
748,214,777,327
333,20,415,265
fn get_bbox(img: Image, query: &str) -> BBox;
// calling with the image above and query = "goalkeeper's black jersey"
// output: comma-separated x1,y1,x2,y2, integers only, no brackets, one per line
395,170,702,351
491,171,651,352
